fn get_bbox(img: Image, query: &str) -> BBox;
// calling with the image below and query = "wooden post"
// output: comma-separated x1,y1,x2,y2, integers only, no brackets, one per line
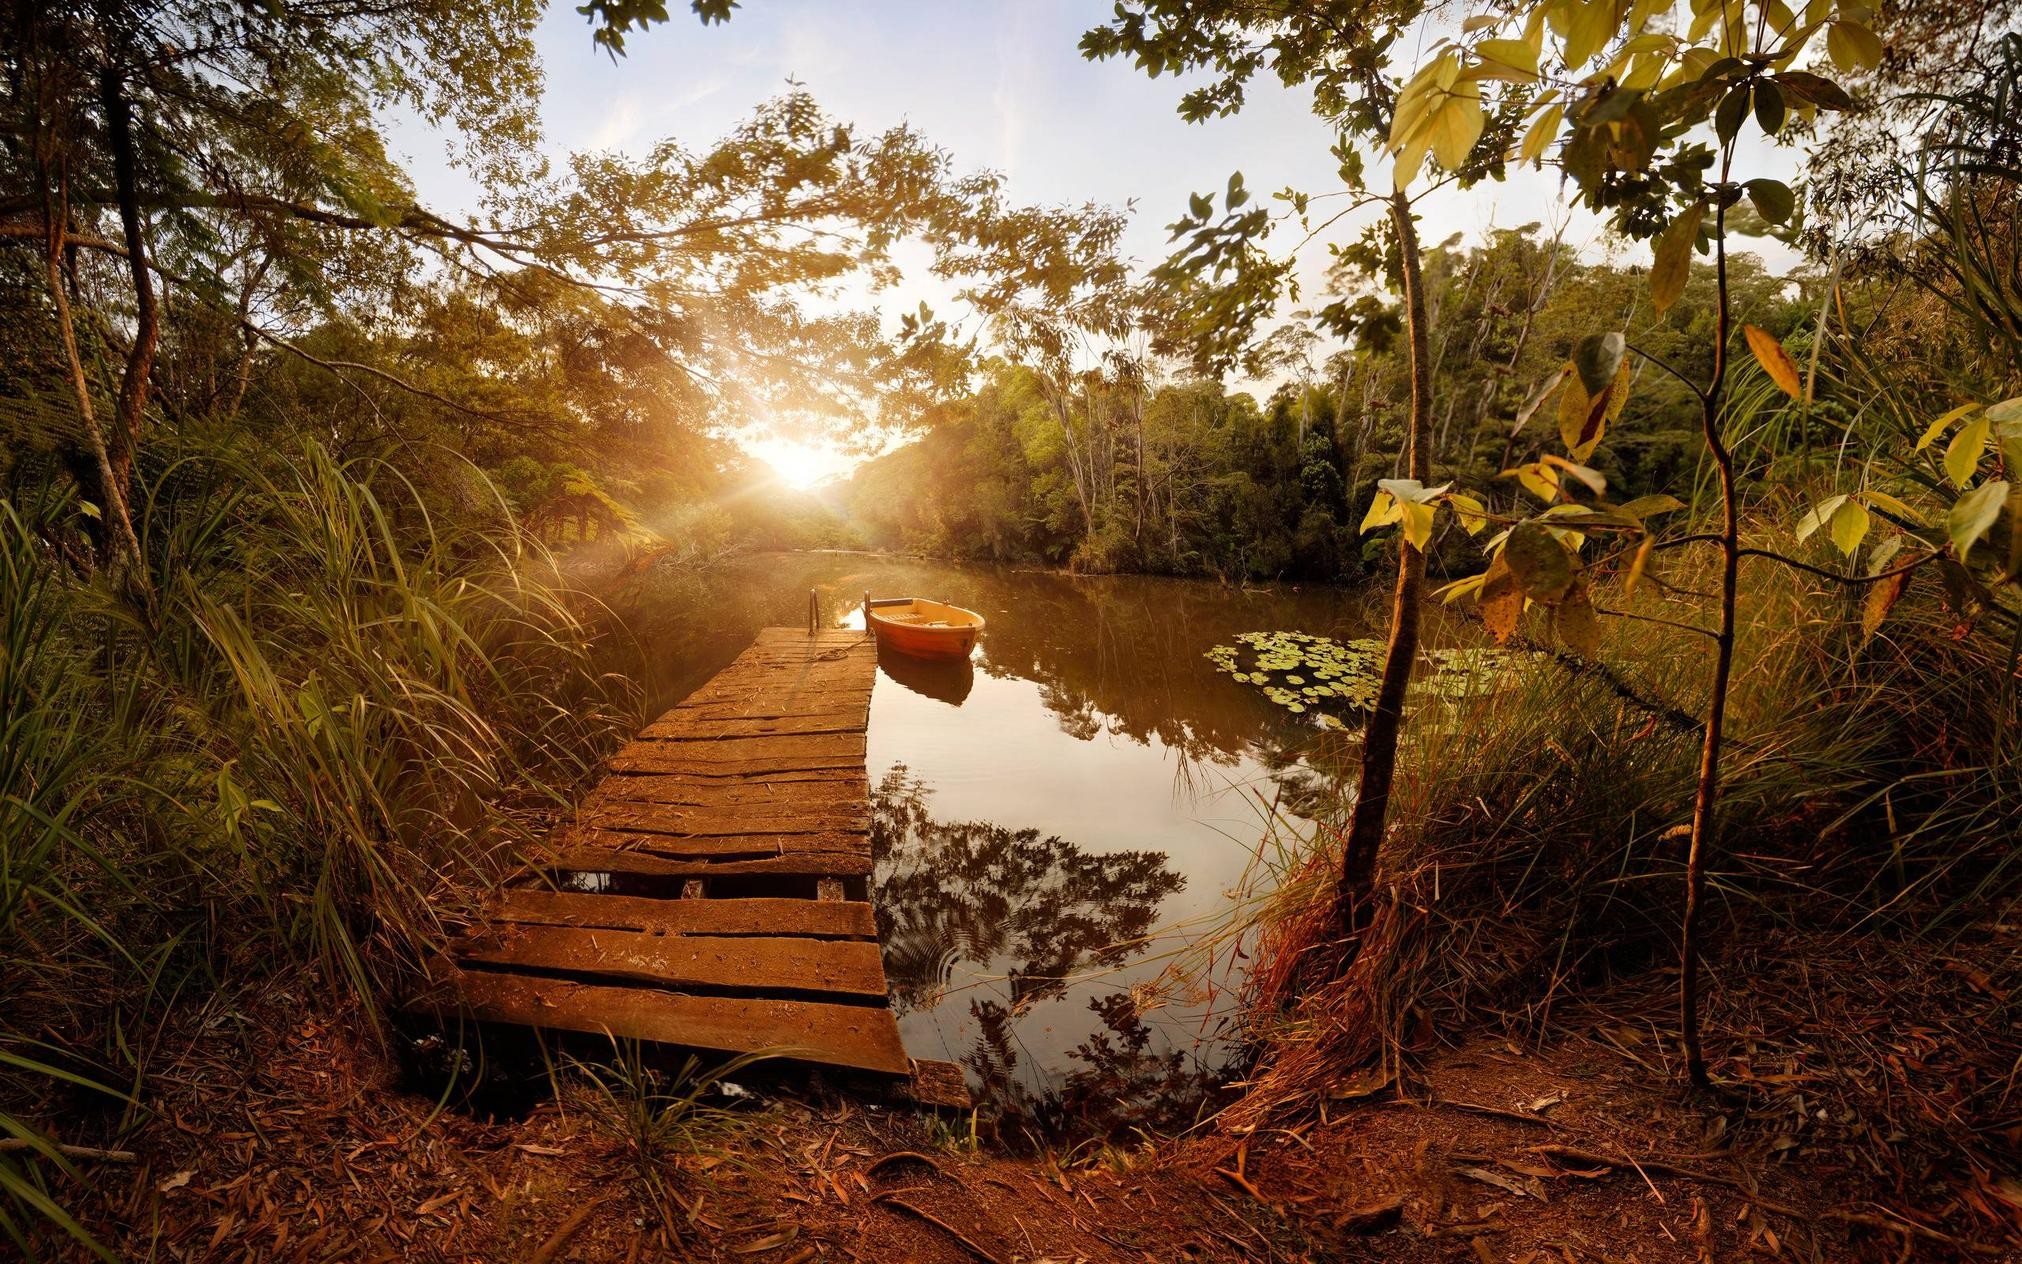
808,587,819,635
863,590,872,637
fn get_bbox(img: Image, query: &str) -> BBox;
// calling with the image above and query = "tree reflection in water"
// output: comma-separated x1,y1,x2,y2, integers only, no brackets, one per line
872,766,1227,1140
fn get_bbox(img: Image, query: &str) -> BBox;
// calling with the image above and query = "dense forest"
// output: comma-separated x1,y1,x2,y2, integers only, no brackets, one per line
5,0,2022,1259
844,241,1801,579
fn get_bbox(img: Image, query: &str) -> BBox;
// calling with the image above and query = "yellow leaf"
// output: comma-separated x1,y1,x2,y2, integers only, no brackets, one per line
1429,84,1486,170
1564,0,1623,69
1917,402,1980,451
1624,533,1655,596
1827,20,1883,72
1446,491,1490,536
1505,462,1560,502
1475,37,1540,80
1828,497,1870,556
1518,104,1564,164
1945,416,1990,489
1857,489,1922,524
1393,129,1434,191
1651,202,1705,317
1743,324,1803,399
1437,573,1488,603
1359,489,1402,533
1401,500,1437,551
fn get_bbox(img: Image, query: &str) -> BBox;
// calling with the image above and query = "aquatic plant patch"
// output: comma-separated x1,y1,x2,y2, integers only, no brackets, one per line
1206,631,1525,727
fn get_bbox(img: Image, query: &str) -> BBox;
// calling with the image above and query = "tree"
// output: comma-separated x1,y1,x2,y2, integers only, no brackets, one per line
1083,0,1536,950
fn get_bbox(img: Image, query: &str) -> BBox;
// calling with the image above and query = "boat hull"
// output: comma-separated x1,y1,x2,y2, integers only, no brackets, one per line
865,598,985,662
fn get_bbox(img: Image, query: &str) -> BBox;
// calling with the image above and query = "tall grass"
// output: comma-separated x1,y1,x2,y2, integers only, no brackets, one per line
0,441,633,1257
1237,518,2022,1109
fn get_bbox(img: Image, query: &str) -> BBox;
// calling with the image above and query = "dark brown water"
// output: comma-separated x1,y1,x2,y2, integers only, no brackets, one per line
607,552,1380,1132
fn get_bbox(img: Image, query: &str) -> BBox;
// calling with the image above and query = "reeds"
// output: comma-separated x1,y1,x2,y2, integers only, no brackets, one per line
0,441,632,1256
1235,527,2022,1113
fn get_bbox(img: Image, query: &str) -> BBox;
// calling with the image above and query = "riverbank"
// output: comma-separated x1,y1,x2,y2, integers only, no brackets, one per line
66,941,2001,1262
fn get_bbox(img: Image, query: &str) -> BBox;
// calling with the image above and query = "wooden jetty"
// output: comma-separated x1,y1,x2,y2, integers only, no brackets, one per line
417,627,965,1103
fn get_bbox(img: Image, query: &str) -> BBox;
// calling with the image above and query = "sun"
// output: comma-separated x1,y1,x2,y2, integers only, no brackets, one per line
749,436,848,490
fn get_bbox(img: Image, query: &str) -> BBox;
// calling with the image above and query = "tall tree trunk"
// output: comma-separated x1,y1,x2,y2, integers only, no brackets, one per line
101,63,157,496
1336,191,1432,932
43,190,145,576
223,254,272,422
1680,154,1741,1091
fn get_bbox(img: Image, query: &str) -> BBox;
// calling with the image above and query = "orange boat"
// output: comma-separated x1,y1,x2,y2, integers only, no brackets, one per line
864,596,985,661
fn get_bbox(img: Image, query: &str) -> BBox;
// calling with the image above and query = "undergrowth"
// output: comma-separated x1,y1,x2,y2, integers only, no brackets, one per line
0,442,634,1257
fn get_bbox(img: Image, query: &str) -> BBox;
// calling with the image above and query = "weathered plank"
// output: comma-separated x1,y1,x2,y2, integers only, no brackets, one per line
424,965,910,1075
558,827,867,859
578,800,869,837
492,889,877,938
421,627,910,1080
620,733,866,762
586,776,871,808
543,845,874,878
604,752,866,776
640,710,868,739
456,924,888,997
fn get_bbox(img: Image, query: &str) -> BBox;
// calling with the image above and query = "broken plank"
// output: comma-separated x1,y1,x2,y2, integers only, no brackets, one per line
455,924,887,997
423,966,908,1075
491,889,877,938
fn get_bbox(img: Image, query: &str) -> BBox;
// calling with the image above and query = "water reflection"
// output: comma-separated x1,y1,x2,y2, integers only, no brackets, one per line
872,766,1183,1016
875,645,974,706
871,765,1225,1139
602,552,1389,1120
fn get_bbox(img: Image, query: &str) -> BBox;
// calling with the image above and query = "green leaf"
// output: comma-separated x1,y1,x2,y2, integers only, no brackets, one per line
1552,581,1601,657
1651,202,1705,317
1986,396,2022,423
1745,178,1795,226
1618,493,1688,519
1502,521,1576,604
1753,79,1787,134
1773,71,1855,111
1715,83,1750,142
1947,480,2007,561
1573,331,1627,396
1945,416,1990,489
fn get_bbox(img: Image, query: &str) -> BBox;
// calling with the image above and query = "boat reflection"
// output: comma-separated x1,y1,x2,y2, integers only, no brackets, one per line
875,644,974,706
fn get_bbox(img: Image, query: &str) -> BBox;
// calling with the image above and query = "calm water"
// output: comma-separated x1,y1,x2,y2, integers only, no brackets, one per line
607,553,1380,1128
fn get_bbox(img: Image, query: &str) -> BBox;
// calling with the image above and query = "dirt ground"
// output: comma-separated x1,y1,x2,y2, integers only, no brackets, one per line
51,948,2019,1264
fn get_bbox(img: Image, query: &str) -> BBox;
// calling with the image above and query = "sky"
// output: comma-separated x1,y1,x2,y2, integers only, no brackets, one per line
390,1,1793,487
